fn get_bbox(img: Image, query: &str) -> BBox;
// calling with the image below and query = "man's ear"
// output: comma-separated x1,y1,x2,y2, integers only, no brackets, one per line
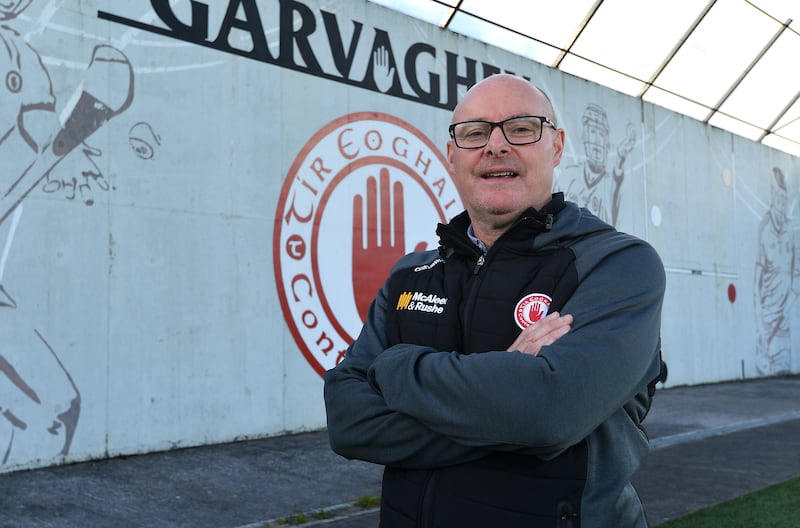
446,140,456,174
552,128,565,167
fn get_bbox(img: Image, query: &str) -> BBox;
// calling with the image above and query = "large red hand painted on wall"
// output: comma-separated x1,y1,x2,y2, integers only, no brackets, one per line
274,112,461,376
351,168,428,322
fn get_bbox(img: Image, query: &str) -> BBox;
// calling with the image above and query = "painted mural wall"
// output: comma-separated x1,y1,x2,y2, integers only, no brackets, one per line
0,0,797,473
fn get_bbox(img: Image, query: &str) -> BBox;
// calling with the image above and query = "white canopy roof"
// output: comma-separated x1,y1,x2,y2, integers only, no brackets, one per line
371,0,800,157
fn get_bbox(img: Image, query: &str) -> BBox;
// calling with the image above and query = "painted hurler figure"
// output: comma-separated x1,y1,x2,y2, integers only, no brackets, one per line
754,167,799,375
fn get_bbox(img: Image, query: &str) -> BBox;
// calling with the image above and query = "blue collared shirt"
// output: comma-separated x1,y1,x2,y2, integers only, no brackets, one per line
467,224,488,255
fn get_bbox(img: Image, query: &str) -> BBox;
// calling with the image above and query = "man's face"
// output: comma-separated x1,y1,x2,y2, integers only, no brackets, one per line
446,76,564,230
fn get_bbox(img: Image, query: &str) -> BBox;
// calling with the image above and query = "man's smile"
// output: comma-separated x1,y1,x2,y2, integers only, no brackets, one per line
482,171,518,179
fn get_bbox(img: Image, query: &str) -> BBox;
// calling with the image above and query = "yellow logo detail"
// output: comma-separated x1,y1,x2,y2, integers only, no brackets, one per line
396,291,413,310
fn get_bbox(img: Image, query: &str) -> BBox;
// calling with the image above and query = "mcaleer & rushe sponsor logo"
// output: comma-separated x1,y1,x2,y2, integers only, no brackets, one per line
273,112,461,376
396,291,448,313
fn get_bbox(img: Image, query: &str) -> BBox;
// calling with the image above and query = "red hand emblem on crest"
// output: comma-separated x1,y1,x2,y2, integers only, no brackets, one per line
529,304,545,322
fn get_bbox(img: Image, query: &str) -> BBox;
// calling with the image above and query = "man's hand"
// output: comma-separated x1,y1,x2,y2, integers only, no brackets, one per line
507,312,573,356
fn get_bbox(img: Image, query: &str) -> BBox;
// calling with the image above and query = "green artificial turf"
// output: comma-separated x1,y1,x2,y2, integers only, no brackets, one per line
656,477,800,528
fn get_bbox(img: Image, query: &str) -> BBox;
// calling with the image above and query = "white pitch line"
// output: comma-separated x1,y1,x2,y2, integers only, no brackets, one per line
649,410,800,450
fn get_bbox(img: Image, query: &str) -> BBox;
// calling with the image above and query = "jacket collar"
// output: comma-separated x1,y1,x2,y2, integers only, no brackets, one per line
437,193,566,257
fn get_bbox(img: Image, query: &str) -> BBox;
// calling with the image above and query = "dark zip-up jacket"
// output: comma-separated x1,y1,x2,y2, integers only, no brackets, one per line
324,194,666,527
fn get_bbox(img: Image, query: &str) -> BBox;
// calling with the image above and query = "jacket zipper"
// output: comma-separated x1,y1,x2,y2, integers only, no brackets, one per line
462,248,494,350
472,254,485,275
557,500,579,528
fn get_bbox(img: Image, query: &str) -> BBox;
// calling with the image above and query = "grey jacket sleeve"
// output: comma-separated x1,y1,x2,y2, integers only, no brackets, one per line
323,275,487,468
366,241,665,459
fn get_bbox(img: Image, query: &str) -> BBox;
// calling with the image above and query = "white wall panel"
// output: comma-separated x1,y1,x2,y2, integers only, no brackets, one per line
0,0,796,473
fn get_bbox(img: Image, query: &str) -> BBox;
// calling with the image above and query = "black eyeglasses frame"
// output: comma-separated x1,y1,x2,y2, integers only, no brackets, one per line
448,115,558,149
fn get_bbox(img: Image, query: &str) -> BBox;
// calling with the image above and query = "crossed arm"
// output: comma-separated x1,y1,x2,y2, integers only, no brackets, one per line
324,288,572,468
324,244,664,468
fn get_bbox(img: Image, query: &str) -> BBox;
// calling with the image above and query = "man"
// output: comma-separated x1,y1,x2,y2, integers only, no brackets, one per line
324,74,665,527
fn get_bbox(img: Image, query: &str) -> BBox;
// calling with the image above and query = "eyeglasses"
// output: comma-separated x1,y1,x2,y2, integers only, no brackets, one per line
448,116,558,149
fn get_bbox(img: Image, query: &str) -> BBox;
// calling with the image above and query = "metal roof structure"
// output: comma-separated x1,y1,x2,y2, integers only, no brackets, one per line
370,0,800,157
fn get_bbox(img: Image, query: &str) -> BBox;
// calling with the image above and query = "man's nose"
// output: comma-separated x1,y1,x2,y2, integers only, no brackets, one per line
485,125,510,154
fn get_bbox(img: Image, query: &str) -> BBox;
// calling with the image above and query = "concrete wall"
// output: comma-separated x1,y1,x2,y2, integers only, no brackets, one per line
0,0,797,473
